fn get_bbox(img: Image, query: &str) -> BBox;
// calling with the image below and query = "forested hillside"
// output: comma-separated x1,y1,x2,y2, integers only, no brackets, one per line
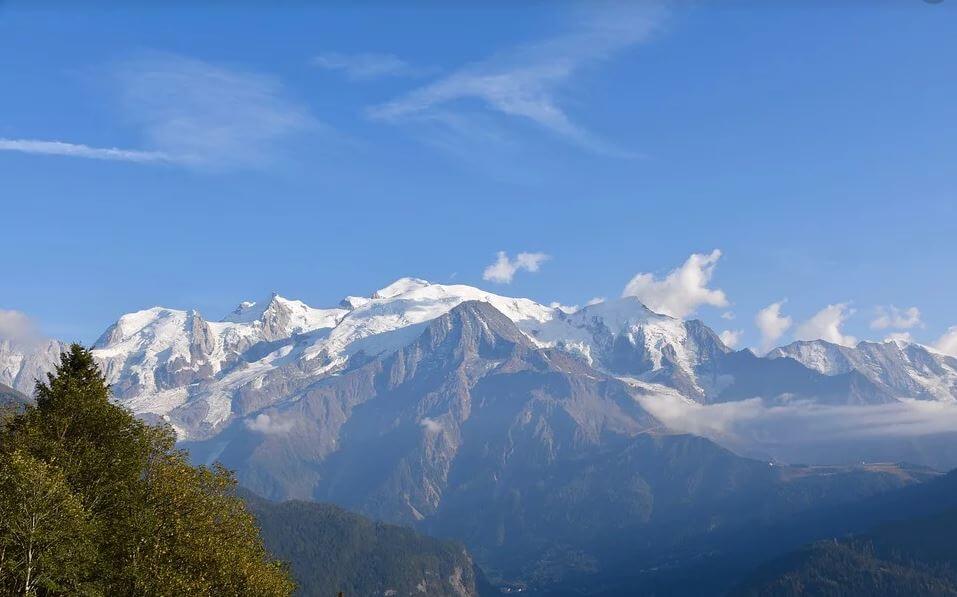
732,473,957,596
246,492,490,596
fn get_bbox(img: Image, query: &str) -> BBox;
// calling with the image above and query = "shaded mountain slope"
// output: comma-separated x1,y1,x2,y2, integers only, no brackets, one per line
732,473,957,596
0,382,30,407
699,348,897,405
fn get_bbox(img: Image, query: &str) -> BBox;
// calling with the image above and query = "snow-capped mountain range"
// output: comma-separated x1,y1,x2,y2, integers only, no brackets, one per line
3,278,951,586
85,277,729,438
4,277,956,439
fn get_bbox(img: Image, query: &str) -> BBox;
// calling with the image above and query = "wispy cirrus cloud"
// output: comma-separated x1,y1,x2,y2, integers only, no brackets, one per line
0,138,171,163
368,3,667,155
114,53,316,169
0,53,315,170
313,52,429,80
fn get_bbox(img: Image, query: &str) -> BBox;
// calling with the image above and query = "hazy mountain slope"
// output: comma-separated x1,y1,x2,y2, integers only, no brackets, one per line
243,491,490,597
732,471,957,596
428,433,932,589
0,382,30,407
519,466,945,596
697,348,897,405
732,539,957,597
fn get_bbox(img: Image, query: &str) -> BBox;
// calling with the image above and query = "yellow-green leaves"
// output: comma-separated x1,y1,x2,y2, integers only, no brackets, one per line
0,451,95,595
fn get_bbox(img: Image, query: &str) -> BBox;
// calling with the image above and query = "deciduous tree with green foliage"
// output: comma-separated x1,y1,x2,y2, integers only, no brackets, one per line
0,450,94,595
0,344,294,596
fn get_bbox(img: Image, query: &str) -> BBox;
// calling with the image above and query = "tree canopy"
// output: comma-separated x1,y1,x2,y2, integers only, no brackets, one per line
0,344,294,596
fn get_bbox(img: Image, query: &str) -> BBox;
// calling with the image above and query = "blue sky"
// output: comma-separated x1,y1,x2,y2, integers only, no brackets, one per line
1,1,955,353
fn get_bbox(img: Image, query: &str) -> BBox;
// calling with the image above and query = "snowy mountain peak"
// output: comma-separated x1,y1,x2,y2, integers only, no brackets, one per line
92,307,184,349
228,300,257,319
222,292,283,323
770,338,957,402
339,295,372,310
220,293,347,333
576,295,670,327
372,277,432,299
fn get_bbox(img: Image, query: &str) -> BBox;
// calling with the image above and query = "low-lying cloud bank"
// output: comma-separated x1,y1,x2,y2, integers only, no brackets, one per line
636,392,957,470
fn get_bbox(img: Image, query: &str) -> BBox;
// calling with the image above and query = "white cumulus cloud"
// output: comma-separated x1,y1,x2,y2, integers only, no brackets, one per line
0,309,40,344
871,305,922,330
245,413,293,434
483,251,550,284
794,303,857,347
755,301,792,354
621,250,728,318
935,326,957,357
550,302,579,314
885,331,914,343
420,417,443,433
719,329,743,349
